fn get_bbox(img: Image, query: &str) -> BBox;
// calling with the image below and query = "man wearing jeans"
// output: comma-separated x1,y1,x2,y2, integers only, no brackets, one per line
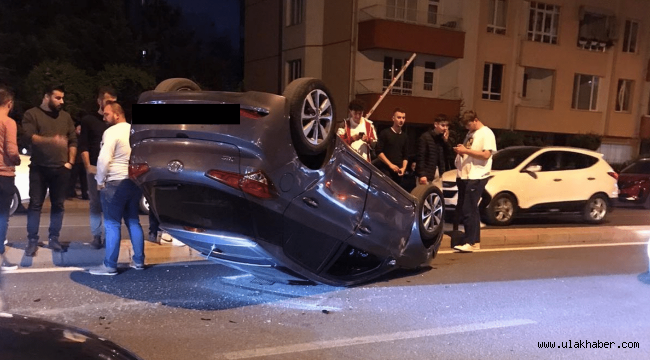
22,84,77,256
78,87,117,249
453,110,496,253
89,102,144,275
0,86,21,270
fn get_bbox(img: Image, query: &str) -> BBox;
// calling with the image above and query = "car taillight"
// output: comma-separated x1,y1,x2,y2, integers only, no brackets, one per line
206,169,274,198
608,171,619,180
129,163,150,179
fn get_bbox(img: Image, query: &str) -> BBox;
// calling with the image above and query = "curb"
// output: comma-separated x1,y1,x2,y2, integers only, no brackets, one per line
440,225,650,249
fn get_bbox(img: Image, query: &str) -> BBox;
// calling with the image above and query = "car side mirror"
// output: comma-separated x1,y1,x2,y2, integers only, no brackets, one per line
525,165,542,173
522,165,541,179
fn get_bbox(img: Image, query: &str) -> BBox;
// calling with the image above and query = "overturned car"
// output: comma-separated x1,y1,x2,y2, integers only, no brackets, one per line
129,78,444,286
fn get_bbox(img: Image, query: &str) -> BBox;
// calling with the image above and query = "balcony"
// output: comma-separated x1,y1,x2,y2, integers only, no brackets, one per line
355,78,461,125
357,5,465,58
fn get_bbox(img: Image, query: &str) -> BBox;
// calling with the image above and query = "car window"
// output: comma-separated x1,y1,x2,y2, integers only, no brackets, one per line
621,160,650,174
492,147,540,170
526,151,562,172
560,152,598,170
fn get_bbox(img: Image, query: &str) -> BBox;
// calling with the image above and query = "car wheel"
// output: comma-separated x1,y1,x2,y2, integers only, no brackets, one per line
282,78,336,157
9,191,19,216
583,194,608,223
155,78,201,92
411,185,444,247
139,195,150,215
486,193,516,226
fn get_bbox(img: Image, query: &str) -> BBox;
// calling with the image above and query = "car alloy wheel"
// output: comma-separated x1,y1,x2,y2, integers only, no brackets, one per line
486,193,516,226
300,88,333,147
584,194,607,223
422,191,443,232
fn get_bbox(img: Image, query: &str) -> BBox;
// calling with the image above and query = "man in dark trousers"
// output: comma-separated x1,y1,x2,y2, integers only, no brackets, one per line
78,87,117,249
375,108,409,186
416,114,450,185
22,84,77,256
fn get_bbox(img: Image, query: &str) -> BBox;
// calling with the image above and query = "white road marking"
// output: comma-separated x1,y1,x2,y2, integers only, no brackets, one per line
218,319,536,359
5,267,86,274
439,241,647,254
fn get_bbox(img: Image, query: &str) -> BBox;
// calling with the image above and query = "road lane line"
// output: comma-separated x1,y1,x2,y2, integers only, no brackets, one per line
219,319,536,359
4,267,86,274
439,241,647,254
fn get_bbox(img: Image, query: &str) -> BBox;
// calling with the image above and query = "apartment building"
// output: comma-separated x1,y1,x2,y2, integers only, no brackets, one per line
244,0,650,162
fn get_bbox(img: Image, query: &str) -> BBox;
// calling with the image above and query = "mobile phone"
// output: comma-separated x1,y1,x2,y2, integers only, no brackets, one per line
358,132,365,137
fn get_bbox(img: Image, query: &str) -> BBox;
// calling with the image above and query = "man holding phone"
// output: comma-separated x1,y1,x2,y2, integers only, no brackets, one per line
416,114,450,185
453,110,496,253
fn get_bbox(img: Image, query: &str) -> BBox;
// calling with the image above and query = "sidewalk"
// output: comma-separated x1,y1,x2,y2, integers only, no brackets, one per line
2,239,205,270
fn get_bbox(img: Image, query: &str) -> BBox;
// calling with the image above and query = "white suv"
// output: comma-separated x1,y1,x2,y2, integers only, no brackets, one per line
441,146,619,225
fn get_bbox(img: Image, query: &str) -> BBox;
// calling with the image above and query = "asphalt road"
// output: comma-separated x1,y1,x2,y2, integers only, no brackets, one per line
1,243,648,359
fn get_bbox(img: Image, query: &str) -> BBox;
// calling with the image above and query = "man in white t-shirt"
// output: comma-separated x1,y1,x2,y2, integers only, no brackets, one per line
337,99,377,162
453,110,497,253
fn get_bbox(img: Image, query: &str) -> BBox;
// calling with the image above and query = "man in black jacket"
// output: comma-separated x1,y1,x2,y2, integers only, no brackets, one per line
416,114,450,185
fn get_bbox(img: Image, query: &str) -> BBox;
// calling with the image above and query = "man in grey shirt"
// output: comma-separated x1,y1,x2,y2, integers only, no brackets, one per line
22,84,77,256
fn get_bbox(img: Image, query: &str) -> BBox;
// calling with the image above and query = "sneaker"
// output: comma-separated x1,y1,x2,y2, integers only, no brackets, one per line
147,232,160,244
89,235,104,249
47,237,64,252
454,243,480,253
88,264,118,276
130,262,145,270
160,232,172,242
24,240,39,257
0,256,17,271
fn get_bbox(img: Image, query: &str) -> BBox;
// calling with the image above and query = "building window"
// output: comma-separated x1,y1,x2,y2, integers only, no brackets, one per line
288,0,303,26
482,63,503,101
622,20,639,53
386,0,417,22
521,67,554,109
577,10,615,51
572,74,599,111
383,56,413,96
527,1,559,44
423,61,436,91
487,0,507,35
287,59,302,83
427,0,440,25
615,79,633,112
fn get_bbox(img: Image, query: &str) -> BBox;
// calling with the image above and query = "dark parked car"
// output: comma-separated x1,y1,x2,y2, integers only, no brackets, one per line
618,157,650,208
128,77,445,286
0,312,142,359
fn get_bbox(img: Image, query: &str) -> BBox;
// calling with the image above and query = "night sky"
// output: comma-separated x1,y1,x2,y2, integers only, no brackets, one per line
166,0,241,49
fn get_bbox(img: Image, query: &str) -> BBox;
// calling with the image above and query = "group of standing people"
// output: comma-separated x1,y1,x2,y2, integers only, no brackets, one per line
0,84,157,274
338,100,496,253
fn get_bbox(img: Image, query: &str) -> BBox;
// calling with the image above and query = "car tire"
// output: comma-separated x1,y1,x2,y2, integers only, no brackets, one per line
486,193,516,226
583,194,608,223
155,78,201,92
411,185,444,247
139,195,150,215
9,190,19,216
282,78,336,157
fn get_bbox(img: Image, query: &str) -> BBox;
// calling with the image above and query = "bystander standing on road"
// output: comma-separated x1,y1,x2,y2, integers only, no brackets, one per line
375,108,409,186
0,86,21,270
22,84,77,257
67,119,88,200
78,87,116,249
453,110,496,253
337,99,377,162
89,102,144,275
416,114,450,186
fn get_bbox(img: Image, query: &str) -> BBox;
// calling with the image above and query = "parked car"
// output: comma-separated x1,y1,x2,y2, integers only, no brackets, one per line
10,154,31,216
128,77,445,286
441,146,618,226
0,312,143,359
617,156,650,208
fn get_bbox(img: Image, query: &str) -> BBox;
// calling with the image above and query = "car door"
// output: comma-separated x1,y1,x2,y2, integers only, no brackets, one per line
554,151,599,206
282,150,371,273
517,151,568,209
